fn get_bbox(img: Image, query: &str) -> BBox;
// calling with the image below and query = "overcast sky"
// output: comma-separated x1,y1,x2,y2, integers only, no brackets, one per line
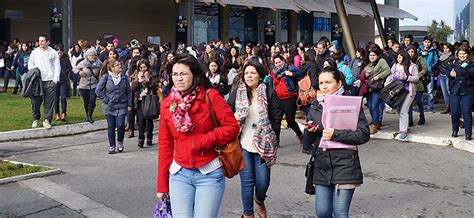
376,0,455,27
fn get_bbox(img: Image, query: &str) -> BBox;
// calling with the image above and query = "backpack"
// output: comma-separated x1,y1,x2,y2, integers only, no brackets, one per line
296,74,316,107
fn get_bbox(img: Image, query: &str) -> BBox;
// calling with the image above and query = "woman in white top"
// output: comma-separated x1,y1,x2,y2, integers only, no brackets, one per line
227,59,283,218
385,51,419,141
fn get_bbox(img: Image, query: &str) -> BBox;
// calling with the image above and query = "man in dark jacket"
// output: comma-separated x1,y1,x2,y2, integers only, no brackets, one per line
315,41,330,73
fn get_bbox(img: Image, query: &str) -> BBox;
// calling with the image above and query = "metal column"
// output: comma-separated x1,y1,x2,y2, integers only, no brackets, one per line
334,0,356,59
370,0,387,48
62,0,72,52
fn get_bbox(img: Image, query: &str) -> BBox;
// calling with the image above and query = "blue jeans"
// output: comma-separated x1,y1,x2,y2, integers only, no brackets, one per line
240,149,271,216
2,69,13,90
169,167,225,218
105,114,126,147
450,94,472,137
315,185,355,218
54,80,68,114
367,92,383,125
427,75,435,112
438,75,450,106
408,91,425,122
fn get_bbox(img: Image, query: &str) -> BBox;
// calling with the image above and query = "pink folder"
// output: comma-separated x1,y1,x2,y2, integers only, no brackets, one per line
319,95,363,150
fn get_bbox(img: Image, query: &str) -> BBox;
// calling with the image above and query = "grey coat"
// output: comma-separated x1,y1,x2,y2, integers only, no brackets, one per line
73,58,102,90
22,67,43,97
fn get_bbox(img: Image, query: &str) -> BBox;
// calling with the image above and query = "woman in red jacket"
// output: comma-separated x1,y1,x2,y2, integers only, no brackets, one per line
156,54,240,217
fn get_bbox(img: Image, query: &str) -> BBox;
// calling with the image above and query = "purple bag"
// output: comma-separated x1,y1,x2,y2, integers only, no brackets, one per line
154,198,172,218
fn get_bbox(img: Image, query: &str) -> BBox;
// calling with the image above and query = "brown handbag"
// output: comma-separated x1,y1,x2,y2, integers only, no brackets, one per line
205,89,244,178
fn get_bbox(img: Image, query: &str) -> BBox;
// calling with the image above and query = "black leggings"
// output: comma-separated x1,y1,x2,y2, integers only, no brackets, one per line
136,102,154,141
280,96,303,137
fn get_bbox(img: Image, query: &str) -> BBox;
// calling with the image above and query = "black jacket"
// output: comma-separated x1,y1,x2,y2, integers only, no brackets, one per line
316,50,330,73
300,62,320,90
227,85,283,141
449,60,474,95
59,54,73,82
307,93,370,185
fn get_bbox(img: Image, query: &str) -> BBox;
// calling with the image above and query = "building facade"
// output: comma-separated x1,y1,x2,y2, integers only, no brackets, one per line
454,0,472,41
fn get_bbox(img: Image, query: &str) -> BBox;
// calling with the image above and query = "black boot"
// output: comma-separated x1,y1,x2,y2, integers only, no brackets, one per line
146,137,153,146
84,107,89,122
12,87,18,95
452,130,458,138
418,115,425,125
87,106,95,123
137,139,144,148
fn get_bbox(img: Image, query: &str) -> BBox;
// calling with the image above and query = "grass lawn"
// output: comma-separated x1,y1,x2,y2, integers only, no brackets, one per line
0,92,105,132
0,160,49,179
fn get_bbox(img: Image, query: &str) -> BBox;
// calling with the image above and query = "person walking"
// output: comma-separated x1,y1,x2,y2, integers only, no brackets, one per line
304,68,370,218
131,59,158,148
156,54,239,217
95,60,132,153
385,51,419,141
363,48,391,134
27,35,60,129
54,44,73,121
69,43,83,96
407,45,429,126
448,45,474,141
227,59,282,218
206,60,229,96
73,48,102,123
417,36,439,113
438,43,455,114
11,43,31,94
1,43,18,93
269,54,303,144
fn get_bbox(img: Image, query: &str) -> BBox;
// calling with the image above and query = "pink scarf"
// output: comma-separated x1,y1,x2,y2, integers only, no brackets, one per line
169,86,201,133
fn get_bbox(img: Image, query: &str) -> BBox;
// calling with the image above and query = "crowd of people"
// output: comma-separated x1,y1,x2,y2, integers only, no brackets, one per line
1,33,474,217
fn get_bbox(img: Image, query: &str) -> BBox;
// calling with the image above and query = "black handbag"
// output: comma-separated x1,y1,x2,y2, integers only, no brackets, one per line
378,80,409,109
141,95,160,119
367,75,384,92
305,151,316,195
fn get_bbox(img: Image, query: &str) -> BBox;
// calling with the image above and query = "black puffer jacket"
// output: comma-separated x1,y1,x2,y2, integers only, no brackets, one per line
227,84,283,140
307,93,370,185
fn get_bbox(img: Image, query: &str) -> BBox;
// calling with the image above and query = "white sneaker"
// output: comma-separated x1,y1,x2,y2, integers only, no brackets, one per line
32,120,39,128
43,120,52,129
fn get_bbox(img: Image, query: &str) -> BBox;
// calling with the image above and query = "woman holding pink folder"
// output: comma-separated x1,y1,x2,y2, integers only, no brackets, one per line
304,67,370,218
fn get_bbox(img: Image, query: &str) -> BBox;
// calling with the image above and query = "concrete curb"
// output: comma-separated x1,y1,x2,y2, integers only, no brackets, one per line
372,130,474,153
0,120,107,142
297,121,474,154
0,160,62,185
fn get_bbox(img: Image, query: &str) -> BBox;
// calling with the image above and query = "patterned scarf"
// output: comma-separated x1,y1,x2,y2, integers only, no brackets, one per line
169,86,201,133
235,82,278,167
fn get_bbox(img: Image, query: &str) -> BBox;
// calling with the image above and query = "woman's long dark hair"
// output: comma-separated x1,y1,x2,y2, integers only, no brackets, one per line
286,44,298,66
398,51,412,76
241,58,266,101
70,44,82,57
407,45,418,63
169,53,212,95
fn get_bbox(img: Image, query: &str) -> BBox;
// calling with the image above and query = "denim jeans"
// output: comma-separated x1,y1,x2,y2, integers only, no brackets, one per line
426,75,435,112
408,91,425,122
315,185,355,218
55,80,68,114
240,149,271,216
169,167,225,218
2,69,12,90
450,94,473,137
105,114,126,147
367,92,383,125
438,75,450,106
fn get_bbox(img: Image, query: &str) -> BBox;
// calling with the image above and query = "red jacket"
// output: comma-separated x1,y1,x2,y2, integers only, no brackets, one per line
157,87,240,193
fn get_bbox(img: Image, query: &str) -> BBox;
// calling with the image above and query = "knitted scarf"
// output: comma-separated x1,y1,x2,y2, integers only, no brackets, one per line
169,86,201,133
235,82,278,166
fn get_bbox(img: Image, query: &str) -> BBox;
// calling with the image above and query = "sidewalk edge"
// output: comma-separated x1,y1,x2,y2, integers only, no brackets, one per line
0,120,107,142
0,160,62,185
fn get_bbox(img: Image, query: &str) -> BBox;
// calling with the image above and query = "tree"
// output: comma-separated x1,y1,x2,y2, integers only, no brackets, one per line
427,20,453,43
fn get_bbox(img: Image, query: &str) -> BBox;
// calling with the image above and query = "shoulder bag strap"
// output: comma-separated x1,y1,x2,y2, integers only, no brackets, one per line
205,89,219,128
